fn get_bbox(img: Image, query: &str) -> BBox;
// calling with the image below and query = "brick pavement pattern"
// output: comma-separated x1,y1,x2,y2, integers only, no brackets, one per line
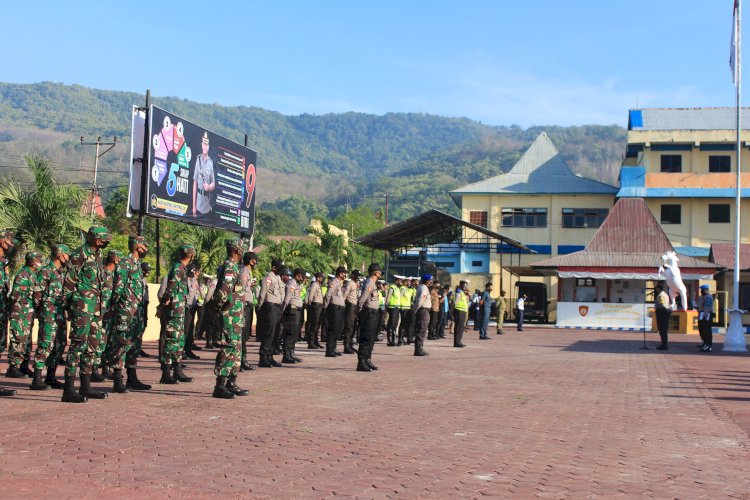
1,327,750,498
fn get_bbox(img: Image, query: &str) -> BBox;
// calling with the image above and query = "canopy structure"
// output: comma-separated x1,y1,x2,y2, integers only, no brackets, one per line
354,209,533,253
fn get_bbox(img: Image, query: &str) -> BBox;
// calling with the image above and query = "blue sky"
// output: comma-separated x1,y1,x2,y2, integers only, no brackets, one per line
2,1,742,127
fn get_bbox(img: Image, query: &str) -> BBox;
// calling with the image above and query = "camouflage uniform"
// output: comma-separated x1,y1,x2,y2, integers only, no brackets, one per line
95,256,119,371
8,263,38,368
64,242,105,376
110,254,143,370
213,256,244,377
33,258,68,370
0,253,10,355
160,260,188,366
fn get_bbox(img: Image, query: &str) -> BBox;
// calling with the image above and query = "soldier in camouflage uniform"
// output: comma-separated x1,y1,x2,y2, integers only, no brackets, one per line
6,250,43,378
0,231,16,396
212,239,248,399
109,236,151,393
159,244,195,384
132,262,151,359
62,226,111,404
92,249,121,383
30,244,70,390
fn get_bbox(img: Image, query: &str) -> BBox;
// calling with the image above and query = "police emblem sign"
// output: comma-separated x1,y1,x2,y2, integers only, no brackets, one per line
129,105,256,234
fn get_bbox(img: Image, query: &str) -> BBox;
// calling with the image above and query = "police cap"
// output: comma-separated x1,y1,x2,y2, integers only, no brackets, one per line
335,266,348,276
279,267,293,277
367,263,382,274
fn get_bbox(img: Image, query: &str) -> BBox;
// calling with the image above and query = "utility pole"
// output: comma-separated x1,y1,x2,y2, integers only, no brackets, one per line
80,136,117,219
384,192,389,226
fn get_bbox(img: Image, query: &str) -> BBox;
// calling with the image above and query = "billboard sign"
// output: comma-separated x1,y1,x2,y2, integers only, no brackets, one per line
130,105,256,233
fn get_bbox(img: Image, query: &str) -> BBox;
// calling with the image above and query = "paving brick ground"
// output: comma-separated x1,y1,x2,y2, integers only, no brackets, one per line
1,327,750,498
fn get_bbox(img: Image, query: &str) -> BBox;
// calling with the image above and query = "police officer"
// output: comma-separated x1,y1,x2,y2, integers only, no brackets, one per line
281,267,305,363
240,251,258,370
397,277,411,345
355,263,382,372
305,272,325,349
412,274,432,356
323,266,347,357
453,280,469,347
257,258,284,367
341,269,361,354
212,239,248,399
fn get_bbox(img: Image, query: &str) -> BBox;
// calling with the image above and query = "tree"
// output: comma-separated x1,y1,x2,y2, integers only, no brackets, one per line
0,154,90,255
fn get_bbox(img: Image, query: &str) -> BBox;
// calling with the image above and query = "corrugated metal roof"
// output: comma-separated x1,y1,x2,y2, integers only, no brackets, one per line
449,132,618,199
630,107,750,131
531,198,722,271
708,243,750,271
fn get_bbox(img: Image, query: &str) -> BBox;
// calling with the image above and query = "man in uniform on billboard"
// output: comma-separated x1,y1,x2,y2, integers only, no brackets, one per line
192,131,215,219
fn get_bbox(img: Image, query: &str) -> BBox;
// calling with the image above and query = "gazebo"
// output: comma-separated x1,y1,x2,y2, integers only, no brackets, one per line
530,198,722,330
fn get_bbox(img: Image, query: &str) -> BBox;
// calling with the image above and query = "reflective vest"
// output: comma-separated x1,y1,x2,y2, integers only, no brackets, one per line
387,284,400,308
300,285,308,301
399,286,410,309
378,290,385,308
455,290,469,312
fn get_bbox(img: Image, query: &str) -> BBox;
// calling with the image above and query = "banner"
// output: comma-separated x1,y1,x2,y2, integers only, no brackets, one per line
556,302,652,330
139,106,256,233
127,106,146,217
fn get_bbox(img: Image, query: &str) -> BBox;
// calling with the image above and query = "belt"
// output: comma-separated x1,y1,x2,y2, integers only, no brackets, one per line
290,305,299,310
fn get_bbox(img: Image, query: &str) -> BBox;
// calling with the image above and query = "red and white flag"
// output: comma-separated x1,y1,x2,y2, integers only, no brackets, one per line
731,0,739,85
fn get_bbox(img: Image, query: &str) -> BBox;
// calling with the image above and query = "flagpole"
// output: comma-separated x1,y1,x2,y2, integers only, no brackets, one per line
726,0,748,351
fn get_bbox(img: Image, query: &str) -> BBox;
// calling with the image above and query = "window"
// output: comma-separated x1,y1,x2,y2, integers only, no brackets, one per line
434,261,455,268
501,208,547,227
660,204,681,224
708,204,730,223
660,155,682,173
471,260,483,267
469,211,487,228
741,284,750,310
709,155,731,173
562,208,608,228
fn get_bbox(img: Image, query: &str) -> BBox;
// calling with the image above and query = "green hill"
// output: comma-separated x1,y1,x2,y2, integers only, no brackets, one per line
0,81,627,226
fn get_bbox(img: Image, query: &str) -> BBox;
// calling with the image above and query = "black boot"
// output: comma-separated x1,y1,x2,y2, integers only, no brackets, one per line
90,366,106,382
343,343,356,354
30,366,50,390
325,349,337,358
6,365,28,378
269,355,282,367
60,372,86,403
314,340,323,349
101,364,114,381
0,385,16,397
138,349,152,358
366,358,379,371
291,349,303,363
212,376,235,399
45,365,64,389
173,362,193,382
80,373,108,399
112,368,129,394
240,359,256,371
126,367,152,390
226,375,249,396
185,350,201,360
356,355,372,372
258,354,273,368
414,340,429,356
159,363,179,384
282,349,296,364
19,360,33,378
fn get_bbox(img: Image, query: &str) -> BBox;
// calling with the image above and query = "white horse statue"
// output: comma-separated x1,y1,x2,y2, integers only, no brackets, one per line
659,251,688,311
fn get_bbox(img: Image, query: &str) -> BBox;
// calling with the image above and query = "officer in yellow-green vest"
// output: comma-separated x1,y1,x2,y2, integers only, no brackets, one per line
377,280,386,339
385,275,403,346
397,277,411,345
453,280,470,348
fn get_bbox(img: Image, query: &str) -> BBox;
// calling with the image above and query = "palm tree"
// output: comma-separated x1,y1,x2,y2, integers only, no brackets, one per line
0,154,89,255
180,226,232,275
308,220,347,267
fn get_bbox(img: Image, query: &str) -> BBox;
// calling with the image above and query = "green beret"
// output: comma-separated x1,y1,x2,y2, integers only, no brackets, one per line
53,244,71,256
25,250,42,262
129,235,147,247
225,238,243,252
87,226,111,241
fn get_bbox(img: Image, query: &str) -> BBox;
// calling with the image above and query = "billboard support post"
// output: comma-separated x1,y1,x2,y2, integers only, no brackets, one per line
137,89,151,236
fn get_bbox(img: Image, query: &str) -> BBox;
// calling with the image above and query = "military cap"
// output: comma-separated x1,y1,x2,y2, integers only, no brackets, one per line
178,244,196,258
335,266,348,276
128,235,147,247
25,250,42,263
141,262,152,273
368,263,382,274
106,249,123,261
87,226,111,242
422,274,433,282
293,267,306,277
279,266,293,277
52,243,71,256
225,238,243,253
